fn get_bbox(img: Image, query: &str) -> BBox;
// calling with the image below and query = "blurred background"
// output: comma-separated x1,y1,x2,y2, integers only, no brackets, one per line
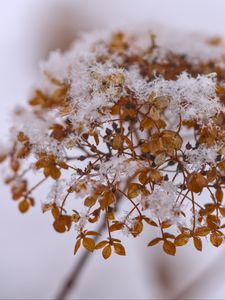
1,0,225,299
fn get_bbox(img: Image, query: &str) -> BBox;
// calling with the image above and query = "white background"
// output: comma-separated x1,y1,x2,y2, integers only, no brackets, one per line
0,1,225,299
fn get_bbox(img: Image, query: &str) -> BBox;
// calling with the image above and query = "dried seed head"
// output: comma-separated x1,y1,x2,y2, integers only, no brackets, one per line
1,26,225,258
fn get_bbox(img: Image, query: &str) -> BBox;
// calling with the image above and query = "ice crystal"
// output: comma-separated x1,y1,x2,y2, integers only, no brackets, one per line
141,182,178,221
150,72,224,122
186,144,219,171
74,211,89,233
47,179,67,206
98,156,143,183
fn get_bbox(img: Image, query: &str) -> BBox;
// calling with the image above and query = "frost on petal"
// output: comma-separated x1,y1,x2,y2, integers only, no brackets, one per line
150,72,224,122
185,144,219,171
98,156,144,183
74,211,89,232
72,178,95,199
11,107,65,158
119,212,139,237
125,66,150,101
69,60,126,125
141,181,179,221
46,179,67,206
40,50,72,83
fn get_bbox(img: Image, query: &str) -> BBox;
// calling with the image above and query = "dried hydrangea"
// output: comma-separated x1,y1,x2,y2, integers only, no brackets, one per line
1,27,225,258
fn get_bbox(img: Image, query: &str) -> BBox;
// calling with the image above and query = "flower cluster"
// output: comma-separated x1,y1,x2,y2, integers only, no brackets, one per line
1,27,225,257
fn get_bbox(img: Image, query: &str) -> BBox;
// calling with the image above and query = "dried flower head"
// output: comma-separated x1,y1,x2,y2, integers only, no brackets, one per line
1,27,225,257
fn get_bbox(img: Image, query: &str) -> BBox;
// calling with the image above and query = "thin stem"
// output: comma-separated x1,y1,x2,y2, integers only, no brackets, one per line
118,189,142,217
25,177,47,196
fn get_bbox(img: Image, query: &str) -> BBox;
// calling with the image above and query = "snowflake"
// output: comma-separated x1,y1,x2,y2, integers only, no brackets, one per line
74,211,89,233
185,144,219,171
98,156,144,183
46,179,67,206
141,181,179,221
149,72,224,122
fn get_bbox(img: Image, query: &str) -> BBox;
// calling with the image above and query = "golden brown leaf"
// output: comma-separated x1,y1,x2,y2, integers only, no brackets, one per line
195,226,211,237
143,217,158,227
210,231,223,247
127,183,142,198
109,223,124,232
148,238,162,246
83,237,95,252
85,231,100,237
84,196,97,207
95,241,108,250
161,130,183,150
74,239,81,255
100,190,115,209
140,118,154,131
218,160,225,171
193,237,202,251
219,207,225,217
114,243,126,256
206,214,219,230
131,220,143,237
112,135,123,150
174,234,189,246
187,173,208,193
102,244,112,259
163,240,176,256
207,167,217,182
18,199,29,213
51,206,60,220
53,215,72,233
161,220,173,229
216,188,223,203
